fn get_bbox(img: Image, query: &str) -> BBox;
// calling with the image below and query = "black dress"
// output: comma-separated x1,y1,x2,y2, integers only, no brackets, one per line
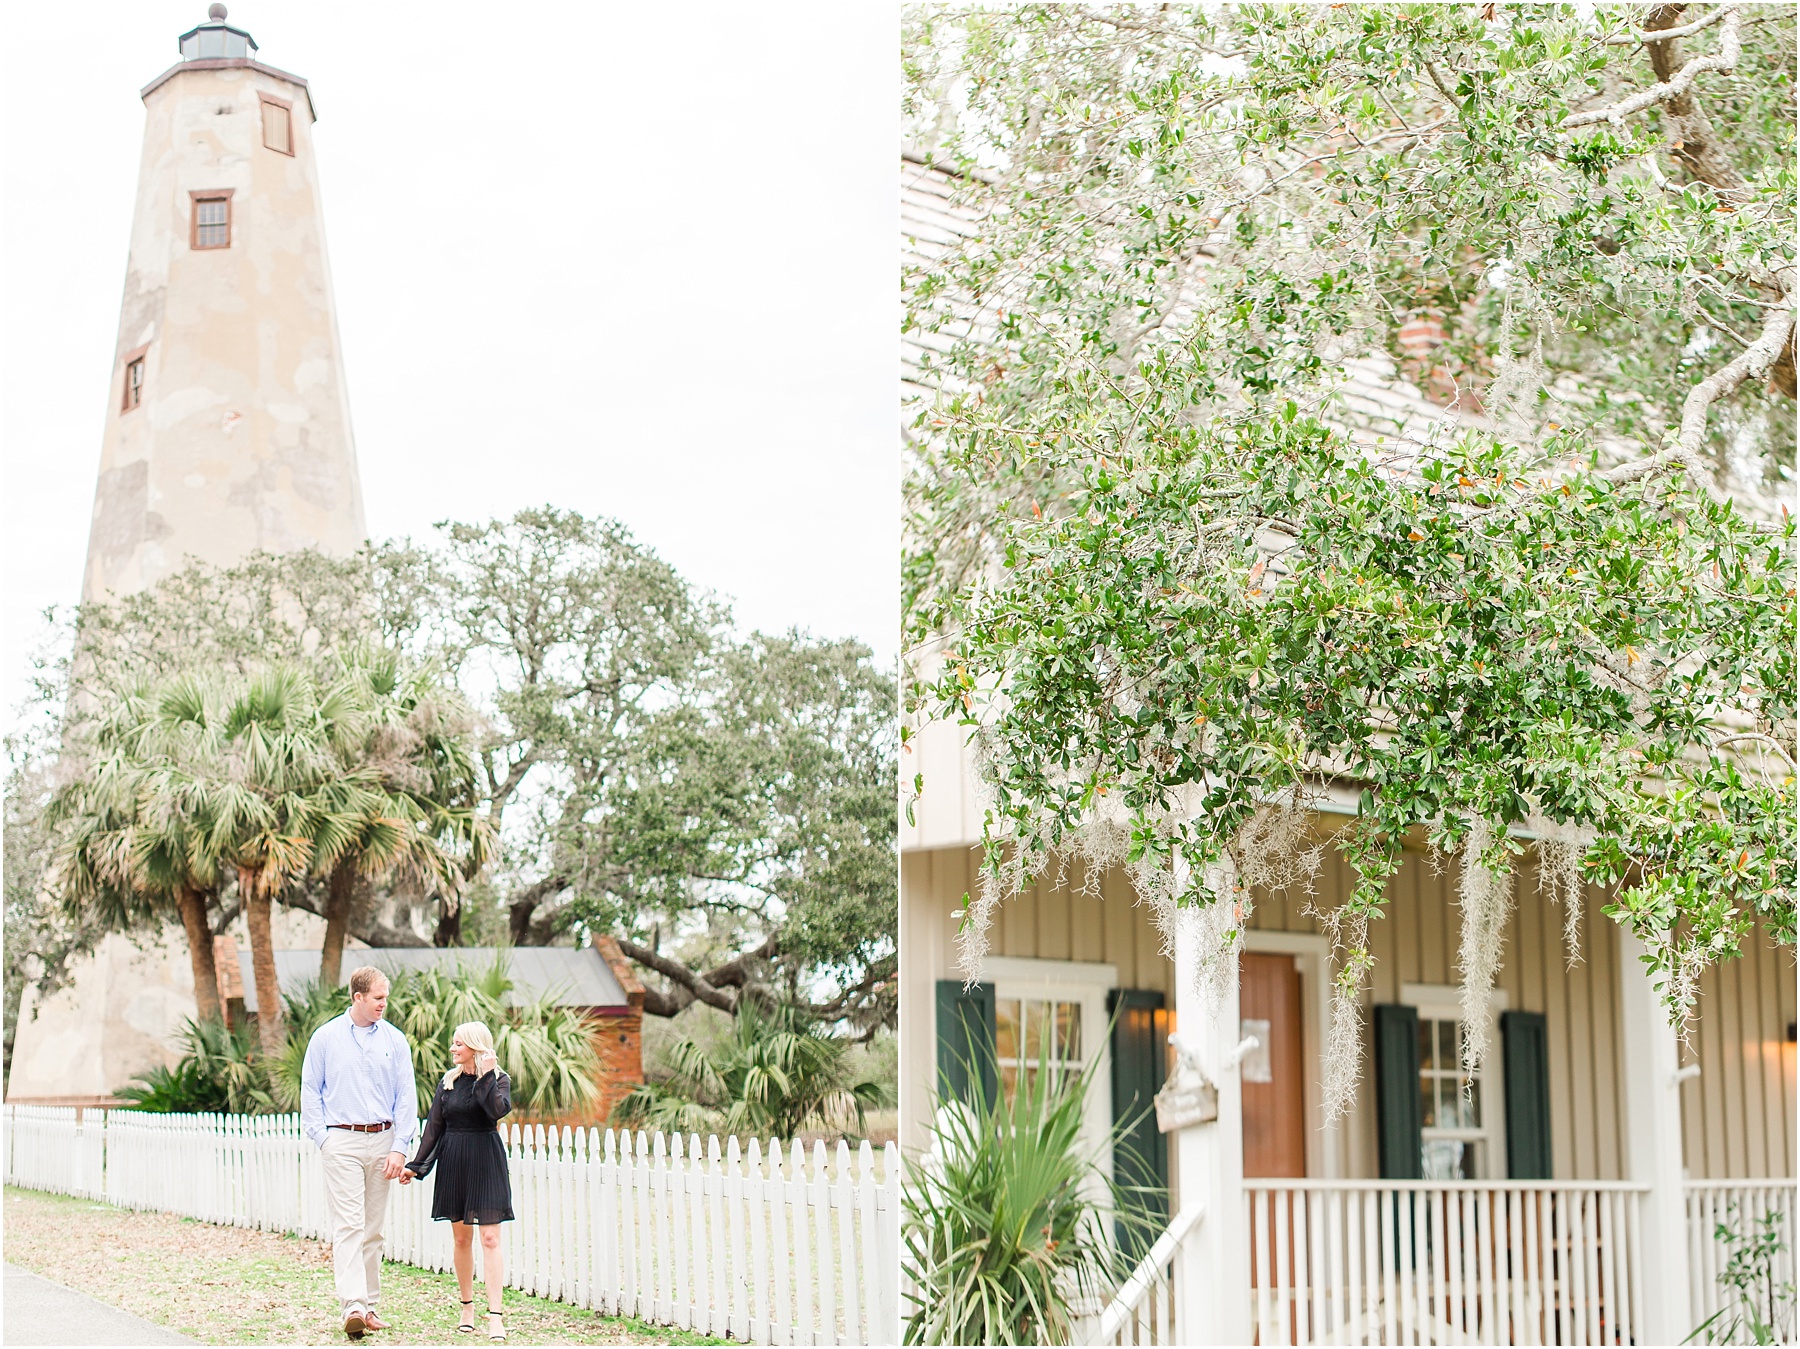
405,1069,515,1225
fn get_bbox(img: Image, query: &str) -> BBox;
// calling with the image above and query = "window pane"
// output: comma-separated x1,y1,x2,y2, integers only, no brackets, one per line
1024,1000,1047,1062
198,30,224,57
1466,1076,1482,1127
1439,1020,1457,1068
1056,1002,1080,1063
1422,1138,1464,1181
1000,1063,1017,1105
995,999,1019,1062
198,200,226,224
1419,1075,1435,1128
1418,1018,1434,1071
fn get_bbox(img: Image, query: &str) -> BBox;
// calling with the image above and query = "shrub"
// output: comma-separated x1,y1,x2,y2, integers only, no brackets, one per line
613,1000,887,1141
902,1049,1144,1345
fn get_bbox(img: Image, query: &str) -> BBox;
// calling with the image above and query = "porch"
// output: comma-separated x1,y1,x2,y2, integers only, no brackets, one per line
901,787,1797,1344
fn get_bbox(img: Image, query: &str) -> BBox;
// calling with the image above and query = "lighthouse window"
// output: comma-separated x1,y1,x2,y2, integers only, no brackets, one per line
123,357,145,412
191,193,232,249
260,97,292,155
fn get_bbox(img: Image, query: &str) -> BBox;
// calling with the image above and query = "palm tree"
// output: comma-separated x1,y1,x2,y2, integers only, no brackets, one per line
57,653,493,1065
309,649,493,987
50,684,230,1023
614,1000,887,1140
197,666,350,1060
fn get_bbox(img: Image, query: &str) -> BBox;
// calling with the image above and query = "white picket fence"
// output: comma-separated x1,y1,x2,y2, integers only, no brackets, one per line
4,1105,899,1345
1686,1179,1798,1346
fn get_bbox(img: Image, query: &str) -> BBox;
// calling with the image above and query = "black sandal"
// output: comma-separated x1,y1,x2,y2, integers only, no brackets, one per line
457,1301,475,1333
487,1309,506,1342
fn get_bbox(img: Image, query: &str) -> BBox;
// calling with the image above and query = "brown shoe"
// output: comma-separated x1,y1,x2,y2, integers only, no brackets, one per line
364,1309,390,1331
344,1308,366,1340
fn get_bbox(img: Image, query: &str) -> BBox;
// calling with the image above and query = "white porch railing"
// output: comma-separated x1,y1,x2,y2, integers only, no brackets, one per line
1089,1204,1204,1346
1686,1179,1798,1346
4,1105,900,1346
1245,1179,1649,1346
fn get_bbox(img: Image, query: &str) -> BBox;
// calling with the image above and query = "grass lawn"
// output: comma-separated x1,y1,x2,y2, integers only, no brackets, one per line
4,1186,727,1346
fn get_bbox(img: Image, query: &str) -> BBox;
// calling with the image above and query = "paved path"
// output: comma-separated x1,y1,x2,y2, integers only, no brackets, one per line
4,1262,197,1346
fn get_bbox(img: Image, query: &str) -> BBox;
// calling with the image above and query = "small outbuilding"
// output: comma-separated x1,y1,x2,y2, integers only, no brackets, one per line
225,935,645,1124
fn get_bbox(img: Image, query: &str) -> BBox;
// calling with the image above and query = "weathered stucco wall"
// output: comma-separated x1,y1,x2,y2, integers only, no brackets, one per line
6,904,331,1101
8,47,371,1104
84,59,363,601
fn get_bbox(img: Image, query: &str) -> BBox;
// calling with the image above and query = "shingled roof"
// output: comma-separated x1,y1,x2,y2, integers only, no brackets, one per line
234,945,634,1015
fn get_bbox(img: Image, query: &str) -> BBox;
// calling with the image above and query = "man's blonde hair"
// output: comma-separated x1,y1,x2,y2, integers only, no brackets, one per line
348,966,389,998
442,1021,497,1089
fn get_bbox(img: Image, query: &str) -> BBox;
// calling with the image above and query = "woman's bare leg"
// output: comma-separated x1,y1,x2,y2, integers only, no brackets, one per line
451,1222,475,1305
480,1224,505,1314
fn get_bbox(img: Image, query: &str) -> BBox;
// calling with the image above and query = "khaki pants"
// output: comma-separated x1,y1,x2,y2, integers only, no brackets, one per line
320,1127,396,1315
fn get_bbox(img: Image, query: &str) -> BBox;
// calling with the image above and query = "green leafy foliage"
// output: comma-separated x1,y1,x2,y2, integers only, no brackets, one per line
901,1052,1136,1346
614,1001,887,1140
117,1017,274,1115
902,5,1795,1045
1684,1203,1796,1345
22,508,895,1034
269,957,601,1120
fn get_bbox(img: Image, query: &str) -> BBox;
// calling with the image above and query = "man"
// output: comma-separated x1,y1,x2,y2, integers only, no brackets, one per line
301,966,418,1341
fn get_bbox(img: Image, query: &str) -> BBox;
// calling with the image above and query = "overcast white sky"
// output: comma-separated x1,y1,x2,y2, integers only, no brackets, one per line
0,2,896,729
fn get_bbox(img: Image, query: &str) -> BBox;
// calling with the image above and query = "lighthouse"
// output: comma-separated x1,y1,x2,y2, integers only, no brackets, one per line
7,8,365,1105
83,2,365,603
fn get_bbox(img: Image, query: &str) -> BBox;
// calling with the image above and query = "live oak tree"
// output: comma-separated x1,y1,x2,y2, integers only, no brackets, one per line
20,509,896,1040
904,4,1794,1113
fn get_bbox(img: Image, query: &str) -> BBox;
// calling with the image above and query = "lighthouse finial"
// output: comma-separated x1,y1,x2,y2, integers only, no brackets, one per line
208,3,227,20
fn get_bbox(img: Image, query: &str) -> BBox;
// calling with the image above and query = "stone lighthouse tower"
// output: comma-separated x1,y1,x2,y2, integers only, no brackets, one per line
7,8,366,1106
83,3,365,602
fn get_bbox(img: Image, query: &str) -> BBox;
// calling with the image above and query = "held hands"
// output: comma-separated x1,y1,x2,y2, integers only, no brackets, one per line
398,1168,416,1186
381,1151,406,1180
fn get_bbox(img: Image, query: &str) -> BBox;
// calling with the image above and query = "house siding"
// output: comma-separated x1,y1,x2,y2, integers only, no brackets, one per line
902,836,1795,1181
1680,925,1796,1179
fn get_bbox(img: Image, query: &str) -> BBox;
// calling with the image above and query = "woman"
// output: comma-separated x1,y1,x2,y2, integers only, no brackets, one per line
401,1021,514,1341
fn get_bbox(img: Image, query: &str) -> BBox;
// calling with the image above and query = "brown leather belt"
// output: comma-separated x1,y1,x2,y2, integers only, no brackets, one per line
328,1122,393,1133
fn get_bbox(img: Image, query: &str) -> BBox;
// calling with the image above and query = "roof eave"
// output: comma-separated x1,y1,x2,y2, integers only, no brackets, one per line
141,58,318,121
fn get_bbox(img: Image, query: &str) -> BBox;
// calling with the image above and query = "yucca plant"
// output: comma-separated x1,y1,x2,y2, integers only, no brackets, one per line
613,1000,887,1140
902,1046,1141,1346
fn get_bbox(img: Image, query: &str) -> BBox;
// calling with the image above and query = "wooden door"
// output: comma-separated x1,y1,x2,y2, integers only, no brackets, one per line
1240,951,1306,1178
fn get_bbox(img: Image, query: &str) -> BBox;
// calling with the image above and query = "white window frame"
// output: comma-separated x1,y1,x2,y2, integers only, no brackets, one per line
1402,982,1509,1180
977,956,1117,1187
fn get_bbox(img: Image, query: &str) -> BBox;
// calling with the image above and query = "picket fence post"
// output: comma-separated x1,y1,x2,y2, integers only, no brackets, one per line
1,1107,903,1346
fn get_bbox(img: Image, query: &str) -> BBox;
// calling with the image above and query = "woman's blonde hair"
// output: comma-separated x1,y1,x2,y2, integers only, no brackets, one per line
441,1020,497,1089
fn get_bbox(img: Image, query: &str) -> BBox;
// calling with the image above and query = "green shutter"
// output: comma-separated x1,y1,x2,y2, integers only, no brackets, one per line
1373,1003,1422,1179
1108,989,1170,1257
935,980,996,1106
1501,1010,1553,1179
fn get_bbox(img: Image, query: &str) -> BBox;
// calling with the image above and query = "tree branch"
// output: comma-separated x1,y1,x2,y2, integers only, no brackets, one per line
616,936,783,1016
1563,6,1741,129
1713,732,1798,772
1603,4,1736,46
1601,299,1796,486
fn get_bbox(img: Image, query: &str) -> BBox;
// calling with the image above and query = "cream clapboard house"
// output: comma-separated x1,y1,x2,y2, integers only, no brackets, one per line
901,153,1797,1346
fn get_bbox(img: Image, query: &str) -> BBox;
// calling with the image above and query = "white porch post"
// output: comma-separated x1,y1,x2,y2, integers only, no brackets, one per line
1617,931,1693,1342
1172,916,1252,1345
